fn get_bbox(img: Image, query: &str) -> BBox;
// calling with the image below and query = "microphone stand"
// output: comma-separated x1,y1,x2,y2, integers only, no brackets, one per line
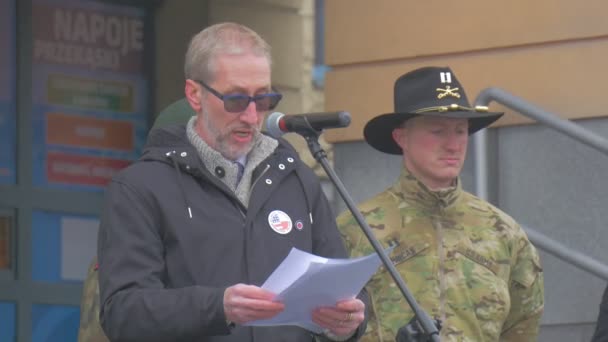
299,128,441,342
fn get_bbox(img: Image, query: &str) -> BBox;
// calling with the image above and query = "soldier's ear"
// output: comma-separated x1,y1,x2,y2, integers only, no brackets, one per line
392,127,408,154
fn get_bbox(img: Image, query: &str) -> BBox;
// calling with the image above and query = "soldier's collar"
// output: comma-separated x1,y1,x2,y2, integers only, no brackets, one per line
397,168,461,209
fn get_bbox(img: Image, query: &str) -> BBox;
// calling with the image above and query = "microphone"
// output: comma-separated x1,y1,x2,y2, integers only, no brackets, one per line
266,111,351,137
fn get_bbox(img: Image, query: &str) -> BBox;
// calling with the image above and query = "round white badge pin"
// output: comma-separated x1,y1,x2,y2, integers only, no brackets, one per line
268,210,292,234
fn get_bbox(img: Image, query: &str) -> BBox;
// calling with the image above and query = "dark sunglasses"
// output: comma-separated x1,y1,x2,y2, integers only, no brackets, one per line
195,80,282,113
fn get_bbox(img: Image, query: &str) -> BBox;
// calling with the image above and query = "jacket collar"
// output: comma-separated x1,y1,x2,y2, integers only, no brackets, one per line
141,122,297,211
185,117,278,206
394,167,462,211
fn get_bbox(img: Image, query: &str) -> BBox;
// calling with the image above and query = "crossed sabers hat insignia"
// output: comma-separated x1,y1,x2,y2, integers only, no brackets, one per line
436,85,461,99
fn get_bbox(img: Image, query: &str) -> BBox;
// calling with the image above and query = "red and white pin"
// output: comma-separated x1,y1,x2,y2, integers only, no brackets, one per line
268,210,292,234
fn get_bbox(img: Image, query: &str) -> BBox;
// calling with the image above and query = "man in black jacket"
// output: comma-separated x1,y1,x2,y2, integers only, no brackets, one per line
97,22,366,342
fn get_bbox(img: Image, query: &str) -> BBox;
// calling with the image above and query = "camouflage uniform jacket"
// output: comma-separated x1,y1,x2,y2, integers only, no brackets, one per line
337,169,544,342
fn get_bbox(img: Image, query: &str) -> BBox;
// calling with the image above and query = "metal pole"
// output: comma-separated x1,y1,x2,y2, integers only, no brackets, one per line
472,129,489,201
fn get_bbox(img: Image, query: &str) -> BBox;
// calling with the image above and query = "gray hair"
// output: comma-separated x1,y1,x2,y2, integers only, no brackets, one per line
184,22,272,83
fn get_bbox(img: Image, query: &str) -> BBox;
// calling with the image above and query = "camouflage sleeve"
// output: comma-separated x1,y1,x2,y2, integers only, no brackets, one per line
500,233,544,342
77,256,110,342
336,211,382,342
336,210,377,259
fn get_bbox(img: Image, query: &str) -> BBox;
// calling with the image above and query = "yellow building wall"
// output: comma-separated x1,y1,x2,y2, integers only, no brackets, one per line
323,0,608,143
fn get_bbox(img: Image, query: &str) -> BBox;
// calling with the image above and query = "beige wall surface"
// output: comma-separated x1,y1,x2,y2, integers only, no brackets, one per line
323,0,608,143
325,0,608,65
325,37,608,142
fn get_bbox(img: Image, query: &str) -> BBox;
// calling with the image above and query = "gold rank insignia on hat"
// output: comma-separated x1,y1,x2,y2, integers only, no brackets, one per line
436,71,461,99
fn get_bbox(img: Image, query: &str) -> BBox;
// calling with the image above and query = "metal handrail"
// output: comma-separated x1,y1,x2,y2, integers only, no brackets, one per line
473,87,608,281
523,225,608,280
476,87,608,155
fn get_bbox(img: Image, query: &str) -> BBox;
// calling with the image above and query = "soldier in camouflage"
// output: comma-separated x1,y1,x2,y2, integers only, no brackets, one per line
337,66,544,341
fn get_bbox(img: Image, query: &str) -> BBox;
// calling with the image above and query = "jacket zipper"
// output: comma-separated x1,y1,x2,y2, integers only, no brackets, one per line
434,209,447,326
251,163,270,189
236,163,271,219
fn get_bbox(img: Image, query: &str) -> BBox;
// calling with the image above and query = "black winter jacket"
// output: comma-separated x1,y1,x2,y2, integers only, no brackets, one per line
98,125,364,342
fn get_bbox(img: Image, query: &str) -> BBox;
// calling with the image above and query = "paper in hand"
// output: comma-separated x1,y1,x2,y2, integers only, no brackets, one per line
245,247,388,333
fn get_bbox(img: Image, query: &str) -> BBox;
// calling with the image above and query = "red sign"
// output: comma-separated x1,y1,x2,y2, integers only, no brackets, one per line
47,152,131,186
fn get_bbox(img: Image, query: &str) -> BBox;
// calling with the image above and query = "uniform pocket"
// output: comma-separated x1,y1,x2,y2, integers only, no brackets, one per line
453,243,510,325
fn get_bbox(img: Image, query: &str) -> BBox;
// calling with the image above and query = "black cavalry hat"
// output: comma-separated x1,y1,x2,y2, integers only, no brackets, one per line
363,66,504,154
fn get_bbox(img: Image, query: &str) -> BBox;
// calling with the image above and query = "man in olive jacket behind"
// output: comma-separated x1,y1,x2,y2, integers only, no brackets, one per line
337,66,544,342
98,22,366,342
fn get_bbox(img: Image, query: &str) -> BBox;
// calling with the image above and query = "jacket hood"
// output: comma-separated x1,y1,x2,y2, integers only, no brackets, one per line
137,124,210,177
137,124,206,218
141,125,195,161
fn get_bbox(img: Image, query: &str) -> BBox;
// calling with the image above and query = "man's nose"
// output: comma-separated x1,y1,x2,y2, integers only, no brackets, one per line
240,101,260,123
445,133,466,150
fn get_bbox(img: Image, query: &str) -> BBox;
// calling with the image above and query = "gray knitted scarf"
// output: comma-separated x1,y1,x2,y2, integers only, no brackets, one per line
186,116,278,207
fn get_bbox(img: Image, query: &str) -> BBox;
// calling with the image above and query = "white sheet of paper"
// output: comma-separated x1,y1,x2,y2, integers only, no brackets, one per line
260,247,329,295
246,247,387,333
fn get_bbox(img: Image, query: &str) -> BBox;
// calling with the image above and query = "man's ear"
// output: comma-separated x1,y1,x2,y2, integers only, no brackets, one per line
392,126,407,153
185,79,202,113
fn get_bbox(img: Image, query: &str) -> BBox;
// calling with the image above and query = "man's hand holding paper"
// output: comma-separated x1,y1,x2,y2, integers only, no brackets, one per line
223,284,285,324
244,247,385,336
312,297,366,338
